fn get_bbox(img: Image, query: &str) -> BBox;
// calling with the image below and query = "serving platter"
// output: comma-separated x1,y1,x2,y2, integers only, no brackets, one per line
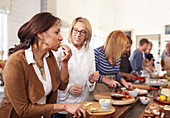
149,79,168,88
138,91,148,95
153,94,170,104
94,92,135,105
78,101,115,115
133,88,148,95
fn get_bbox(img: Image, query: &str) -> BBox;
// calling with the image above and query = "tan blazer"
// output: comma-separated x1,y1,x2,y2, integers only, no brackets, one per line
0,50,68,118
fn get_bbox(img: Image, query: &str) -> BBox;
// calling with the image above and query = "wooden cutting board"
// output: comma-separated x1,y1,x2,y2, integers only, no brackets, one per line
138,91,148,95
132,84,150,90
94,92,135,105
78,101,115,115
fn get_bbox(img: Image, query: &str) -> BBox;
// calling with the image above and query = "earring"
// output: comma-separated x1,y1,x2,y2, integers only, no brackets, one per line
41,40,43,43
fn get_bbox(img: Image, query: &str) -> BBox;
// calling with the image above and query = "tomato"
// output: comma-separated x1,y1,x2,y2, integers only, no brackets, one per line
122,93,125,95
125,95,129,99
128,95,132,98
117,91,121,94
125,91,129,95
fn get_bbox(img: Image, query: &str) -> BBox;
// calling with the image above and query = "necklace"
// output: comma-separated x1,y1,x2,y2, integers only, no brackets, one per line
33,54,44,75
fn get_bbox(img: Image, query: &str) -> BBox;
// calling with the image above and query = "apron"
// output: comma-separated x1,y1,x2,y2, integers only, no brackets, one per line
164,55,170,76
87,75,115,101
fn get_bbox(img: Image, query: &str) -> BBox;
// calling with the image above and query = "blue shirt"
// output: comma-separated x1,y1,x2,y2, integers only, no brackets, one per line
94,47,122,83
129,48,143,75
161,50,170,61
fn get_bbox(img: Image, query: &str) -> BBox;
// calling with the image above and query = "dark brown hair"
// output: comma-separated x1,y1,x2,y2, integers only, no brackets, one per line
120,35,132,68
139,38,149,46
8,12,60,56
126,35,132,44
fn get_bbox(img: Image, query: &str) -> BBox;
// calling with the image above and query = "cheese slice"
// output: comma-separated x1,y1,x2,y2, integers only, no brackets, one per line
161,88,170,97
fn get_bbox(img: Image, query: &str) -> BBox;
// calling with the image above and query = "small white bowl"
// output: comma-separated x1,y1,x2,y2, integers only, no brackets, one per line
140,96,150,105
128,90,138,97
99,99,113,109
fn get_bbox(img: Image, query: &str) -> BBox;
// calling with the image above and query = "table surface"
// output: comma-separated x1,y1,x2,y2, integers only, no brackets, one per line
0,83,167,118
85,89,159,118
138,89,167,118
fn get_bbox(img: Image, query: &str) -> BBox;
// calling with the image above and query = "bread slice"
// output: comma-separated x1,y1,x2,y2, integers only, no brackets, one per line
161,88,170,97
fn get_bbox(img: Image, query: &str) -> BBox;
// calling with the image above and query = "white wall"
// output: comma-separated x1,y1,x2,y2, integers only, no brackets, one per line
111,0,170,52
6,0,170,56
56,0,170,51
7,0,40,59
56,0,114,36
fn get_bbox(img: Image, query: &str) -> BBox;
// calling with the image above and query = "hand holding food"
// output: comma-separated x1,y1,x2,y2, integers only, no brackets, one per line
69,84,84,95
89,71,99,83
60,44,72,64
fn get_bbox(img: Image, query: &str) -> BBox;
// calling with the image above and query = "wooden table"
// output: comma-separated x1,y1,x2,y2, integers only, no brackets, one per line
85,90,159,118
138,89,166,118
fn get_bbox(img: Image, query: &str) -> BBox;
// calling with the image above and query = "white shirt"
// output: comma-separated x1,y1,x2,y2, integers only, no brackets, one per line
25,46,52,105
53,41,96,113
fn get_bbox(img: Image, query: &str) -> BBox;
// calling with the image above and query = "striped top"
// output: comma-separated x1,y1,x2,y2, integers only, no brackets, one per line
94,47,122,83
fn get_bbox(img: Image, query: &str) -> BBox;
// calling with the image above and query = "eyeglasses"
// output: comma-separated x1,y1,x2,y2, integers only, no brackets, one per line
73,28,87,36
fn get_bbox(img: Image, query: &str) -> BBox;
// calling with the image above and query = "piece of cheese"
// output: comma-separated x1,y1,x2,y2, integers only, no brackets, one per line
161,88,170,97
90,108,97,111
100,99,111,103
83,102,93,107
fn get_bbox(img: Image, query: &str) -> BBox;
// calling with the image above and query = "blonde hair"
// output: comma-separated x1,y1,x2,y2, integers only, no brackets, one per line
103,30,128,62
68,17,92,49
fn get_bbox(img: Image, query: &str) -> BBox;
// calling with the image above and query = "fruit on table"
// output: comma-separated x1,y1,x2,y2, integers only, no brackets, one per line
167,97,170,102
125,95,132,99
125,91,129,95
159,95,166,101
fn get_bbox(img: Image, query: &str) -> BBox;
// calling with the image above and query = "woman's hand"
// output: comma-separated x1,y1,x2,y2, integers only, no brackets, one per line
123,82,133,89
53,103,91,118
61,44,72,64
65,103,91,118
89,71,99,83
126,74,136,81
102,77,121,88
120,78,133,89
68,84,84,95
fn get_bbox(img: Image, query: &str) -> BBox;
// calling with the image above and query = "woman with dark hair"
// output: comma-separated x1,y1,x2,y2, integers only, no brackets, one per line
0,12,90,118
120,35,137,81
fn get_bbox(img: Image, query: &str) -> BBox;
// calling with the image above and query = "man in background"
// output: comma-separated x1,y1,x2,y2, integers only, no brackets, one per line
161,42,170,76
129,38,149,75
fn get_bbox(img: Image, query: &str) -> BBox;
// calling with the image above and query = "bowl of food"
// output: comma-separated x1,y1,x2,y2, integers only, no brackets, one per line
99,99,113,109
128,90,138,98
111,93,124,100
140,96,150,105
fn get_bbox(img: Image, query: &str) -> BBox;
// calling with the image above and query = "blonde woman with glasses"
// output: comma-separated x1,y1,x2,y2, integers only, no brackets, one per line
89,30,132,100
53,17,99,118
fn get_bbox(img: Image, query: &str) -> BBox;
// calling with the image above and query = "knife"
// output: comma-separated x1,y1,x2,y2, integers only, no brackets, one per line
90,110,112,113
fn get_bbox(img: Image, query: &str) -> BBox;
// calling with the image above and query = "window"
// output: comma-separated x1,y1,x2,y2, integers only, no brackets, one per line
0,13,7,60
